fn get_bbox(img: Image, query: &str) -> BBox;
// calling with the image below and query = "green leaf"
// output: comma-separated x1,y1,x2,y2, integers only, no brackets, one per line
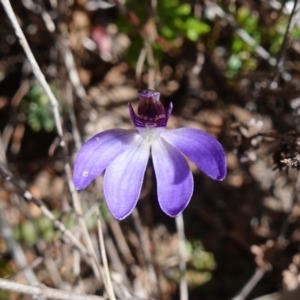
291,27,300,39
232,36,244,52
237,6,250,23
159,0,178,9
37,216,54,241
186,18,210,35
20,220,38,245
187,28,199,41
173,17,185,30
160,26,176,39
175,4,191,16
228,54,242,72
99,202,111,222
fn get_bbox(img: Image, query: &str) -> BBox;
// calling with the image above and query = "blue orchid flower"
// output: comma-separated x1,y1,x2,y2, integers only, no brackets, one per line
73,90,226,220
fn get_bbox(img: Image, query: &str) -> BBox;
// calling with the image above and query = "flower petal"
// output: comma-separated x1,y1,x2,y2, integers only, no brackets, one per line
73,129,138,190
152,139,193,217
103,136,150,220
161,128,226,180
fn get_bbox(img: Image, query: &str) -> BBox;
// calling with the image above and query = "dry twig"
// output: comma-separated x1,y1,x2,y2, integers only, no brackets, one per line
0,278,105,300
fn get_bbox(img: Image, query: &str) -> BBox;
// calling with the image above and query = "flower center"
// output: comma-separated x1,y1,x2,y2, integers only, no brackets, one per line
129,89,171,142
137,90,166,127
135,89,167,143
138,126,165,143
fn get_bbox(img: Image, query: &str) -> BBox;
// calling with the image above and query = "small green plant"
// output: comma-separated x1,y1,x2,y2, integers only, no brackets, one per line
116,0,210,66
14,215,60,246
186,240,216,272
21,82,60,132
157,1,210,42
226,4,297,78
166,240,216,287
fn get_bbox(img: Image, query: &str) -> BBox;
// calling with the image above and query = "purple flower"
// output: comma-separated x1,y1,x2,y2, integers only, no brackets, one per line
73,90,226,220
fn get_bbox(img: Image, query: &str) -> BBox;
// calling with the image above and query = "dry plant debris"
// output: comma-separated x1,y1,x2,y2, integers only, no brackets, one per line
1,0,300,300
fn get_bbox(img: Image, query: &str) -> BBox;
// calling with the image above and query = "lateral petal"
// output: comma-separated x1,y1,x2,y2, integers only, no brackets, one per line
161,128,226,180
152,139,193,217
73,129,138,190
103,136,150,220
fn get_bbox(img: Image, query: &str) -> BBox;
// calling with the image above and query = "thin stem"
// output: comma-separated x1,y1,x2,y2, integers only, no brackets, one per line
176,214,188,300
231,268,266,300
136,47,146,85
58,25,87,102
2,80,30,152
144,39,156,90
270,0,299,88
0,278,105,300
97,214,116,300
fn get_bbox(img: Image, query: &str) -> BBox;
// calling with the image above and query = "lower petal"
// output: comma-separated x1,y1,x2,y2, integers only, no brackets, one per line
151,139,193,217
73,129,138,190
103,136,150,220
161,128,226,180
